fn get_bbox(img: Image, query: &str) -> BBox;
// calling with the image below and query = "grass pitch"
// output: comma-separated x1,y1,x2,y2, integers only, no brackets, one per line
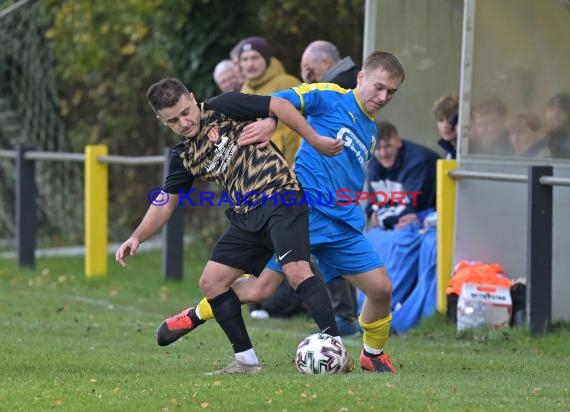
0,250,569,411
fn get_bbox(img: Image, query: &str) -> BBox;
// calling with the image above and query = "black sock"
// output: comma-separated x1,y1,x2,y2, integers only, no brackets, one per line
188,308,205,326
296,275,339,336
208,288,253,353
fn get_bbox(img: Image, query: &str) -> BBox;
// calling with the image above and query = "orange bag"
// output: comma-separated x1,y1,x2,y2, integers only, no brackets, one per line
446,260,513,296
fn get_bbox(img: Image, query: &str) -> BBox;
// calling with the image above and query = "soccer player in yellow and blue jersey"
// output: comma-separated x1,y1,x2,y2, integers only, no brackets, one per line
158,51,405,373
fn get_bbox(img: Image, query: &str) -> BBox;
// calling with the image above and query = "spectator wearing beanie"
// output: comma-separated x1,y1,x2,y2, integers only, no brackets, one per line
238,36,301,165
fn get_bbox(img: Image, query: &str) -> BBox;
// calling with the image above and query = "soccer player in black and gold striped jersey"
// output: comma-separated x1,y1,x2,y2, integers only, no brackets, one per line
155,52,405,374
115,77,344,375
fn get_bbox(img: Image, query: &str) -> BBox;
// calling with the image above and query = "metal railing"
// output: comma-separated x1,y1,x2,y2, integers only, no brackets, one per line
448,168,570,186
448,169,528,183
1,150,166,164
3,148,567,335
1,145,184,281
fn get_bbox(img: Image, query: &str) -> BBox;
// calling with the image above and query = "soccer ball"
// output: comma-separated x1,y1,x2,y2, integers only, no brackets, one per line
295,332,348,374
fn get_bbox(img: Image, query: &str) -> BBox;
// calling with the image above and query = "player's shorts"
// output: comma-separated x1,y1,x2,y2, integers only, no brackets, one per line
266,208,383,283
210,190,311,276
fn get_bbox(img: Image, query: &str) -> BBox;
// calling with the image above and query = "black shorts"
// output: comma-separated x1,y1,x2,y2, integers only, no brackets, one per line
210,190,311,276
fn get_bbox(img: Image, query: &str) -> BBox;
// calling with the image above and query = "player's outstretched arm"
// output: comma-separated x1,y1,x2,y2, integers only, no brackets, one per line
115,192,179,267
270,96,344,156
238,96,344,156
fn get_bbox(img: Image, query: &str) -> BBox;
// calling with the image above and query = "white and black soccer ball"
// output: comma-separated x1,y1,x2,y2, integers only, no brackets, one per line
295,332,348,374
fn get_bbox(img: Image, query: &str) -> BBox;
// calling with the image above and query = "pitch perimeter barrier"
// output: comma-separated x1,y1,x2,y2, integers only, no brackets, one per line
440,162,570,336
3,148,568,335
0,145,183,280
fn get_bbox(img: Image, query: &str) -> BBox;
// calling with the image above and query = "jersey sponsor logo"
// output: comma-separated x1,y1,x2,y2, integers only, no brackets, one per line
336,127,368,169
203,134,237,175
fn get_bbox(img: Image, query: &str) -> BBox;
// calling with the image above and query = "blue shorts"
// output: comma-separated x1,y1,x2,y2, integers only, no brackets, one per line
266,208,384,283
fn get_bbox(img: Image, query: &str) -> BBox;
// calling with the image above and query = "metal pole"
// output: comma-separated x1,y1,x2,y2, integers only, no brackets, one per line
16,146,36,268
458,0,476,156
162,147,184,280
527,166,553,336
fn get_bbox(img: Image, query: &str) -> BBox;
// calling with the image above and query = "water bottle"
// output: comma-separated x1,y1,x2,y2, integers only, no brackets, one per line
457,298,486,332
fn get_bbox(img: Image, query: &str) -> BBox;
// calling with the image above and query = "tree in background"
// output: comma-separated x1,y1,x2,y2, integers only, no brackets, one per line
258,0,364,76
34,0,364,242
39,0,261,239
42,0,363,154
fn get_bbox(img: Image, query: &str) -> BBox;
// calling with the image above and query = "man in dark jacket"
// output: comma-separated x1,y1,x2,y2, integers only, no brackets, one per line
301,40,359,89
366,121,440,230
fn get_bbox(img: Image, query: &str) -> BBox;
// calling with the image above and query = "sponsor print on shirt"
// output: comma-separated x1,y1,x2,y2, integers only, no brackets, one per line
336,127,370,169
203,134,238,175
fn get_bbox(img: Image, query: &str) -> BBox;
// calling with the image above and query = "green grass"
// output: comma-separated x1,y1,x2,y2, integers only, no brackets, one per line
0,252,569,412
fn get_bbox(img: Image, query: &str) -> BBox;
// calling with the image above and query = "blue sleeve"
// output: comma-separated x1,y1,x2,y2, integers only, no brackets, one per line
273,88,302,110
273,83,329,116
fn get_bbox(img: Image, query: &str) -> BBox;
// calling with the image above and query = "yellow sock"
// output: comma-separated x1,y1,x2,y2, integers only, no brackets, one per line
359,313,392,352
196,297,214,321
